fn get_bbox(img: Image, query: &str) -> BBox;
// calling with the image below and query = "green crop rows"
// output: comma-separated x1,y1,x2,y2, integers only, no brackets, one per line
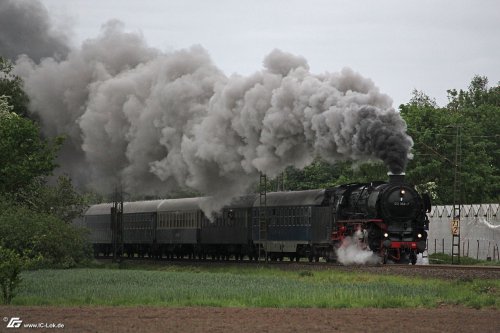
13,265,499,309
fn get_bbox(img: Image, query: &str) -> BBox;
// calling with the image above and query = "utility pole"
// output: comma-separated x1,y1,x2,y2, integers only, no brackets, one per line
275,171,286,192
259,173,268,262
451,126,462,264
111,187,124,263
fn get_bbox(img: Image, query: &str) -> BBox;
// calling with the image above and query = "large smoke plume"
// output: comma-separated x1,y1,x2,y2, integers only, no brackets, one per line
6,1,413,215
0,0,69,62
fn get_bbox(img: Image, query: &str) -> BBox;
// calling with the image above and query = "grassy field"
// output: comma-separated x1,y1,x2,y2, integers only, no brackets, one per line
12,264,499,309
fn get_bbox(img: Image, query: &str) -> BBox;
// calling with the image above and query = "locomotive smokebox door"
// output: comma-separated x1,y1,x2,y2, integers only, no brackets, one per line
388,172,405,184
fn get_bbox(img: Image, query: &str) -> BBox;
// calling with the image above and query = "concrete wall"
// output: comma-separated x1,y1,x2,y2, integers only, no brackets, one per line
428,204,500,260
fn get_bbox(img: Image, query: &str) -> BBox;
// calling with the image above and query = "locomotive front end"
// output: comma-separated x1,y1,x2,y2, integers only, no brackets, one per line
378,173,429,264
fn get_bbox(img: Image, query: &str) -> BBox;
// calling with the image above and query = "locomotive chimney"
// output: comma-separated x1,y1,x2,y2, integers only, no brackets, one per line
388,172,405,184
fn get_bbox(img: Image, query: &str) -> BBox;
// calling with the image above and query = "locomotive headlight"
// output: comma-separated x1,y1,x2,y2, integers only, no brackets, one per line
417,233,422,238
400,189,406,195
384,233,389,238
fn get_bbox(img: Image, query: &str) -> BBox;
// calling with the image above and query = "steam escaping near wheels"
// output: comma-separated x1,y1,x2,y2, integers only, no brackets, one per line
335,236,380,266
7,1,413,216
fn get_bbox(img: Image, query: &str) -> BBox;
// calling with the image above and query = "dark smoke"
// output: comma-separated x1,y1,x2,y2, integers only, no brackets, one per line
7,1,413,215
0,0,69,62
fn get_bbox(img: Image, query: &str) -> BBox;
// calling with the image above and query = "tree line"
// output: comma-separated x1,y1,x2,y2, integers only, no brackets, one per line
1,57,91,303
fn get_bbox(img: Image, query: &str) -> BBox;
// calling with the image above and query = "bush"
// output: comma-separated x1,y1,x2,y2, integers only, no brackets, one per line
0,198,92,268
0,246,24,304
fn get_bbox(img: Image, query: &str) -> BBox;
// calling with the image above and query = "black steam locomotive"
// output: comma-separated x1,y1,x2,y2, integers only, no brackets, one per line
85,173,430,264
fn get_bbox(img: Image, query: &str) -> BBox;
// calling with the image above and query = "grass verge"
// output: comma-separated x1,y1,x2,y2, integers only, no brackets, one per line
12,264,499,309
429,253,500,266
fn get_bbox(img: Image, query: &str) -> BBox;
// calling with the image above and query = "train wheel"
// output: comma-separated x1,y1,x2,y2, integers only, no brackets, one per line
410,252,417,265
382,249,388,264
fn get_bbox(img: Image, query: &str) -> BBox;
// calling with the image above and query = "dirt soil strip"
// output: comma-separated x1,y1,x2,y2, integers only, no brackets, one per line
0,306,499,333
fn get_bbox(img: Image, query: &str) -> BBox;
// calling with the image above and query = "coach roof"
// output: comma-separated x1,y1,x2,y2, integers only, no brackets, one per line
85,203,113,216
157,197,203,212
124,200,163,214
253,189,326,207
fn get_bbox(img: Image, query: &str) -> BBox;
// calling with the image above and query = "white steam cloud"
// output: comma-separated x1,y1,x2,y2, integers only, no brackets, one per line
335,234,380,265
6,1,413,215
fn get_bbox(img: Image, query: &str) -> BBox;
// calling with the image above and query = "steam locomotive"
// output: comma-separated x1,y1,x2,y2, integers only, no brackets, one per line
85,173,431,264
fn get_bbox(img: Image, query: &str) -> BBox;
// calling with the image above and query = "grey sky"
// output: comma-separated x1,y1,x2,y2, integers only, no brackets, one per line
40,0,500,108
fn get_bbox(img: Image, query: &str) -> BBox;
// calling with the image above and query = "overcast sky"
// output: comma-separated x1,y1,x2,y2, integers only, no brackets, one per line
40,0,500,108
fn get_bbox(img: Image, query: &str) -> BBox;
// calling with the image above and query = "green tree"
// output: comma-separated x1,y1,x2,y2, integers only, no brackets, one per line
400,77,500,204
0,246,25,304
0,196,91,268
267,159,388,192
0,57,29,117
15,175,86,223
0,96,62,194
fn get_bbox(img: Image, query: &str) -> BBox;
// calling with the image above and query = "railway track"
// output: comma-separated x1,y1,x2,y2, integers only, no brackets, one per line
95,257,500,279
